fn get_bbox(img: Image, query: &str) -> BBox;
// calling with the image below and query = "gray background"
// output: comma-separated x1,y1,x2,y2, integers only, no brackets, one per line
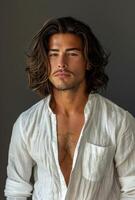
1,0,135,199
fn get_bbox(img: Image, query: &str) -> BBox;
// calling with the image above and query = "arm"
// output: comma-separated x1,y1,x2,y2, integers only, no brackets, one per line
4,114,34,200
115,111,135,200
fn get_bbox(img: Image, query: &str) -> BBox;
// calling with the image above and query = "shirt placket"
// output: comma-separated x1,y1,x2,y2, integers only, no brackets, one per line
51,110,89,200
51,114,67,200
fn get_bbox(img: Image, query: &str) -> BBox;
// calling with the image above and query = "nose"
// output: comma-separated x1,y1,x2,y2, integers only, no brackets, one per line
57,54,67,70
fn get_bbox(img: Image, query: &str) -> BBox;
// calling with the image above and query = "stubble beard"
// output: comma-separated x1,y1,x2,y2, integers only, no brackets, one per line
50,77,86,92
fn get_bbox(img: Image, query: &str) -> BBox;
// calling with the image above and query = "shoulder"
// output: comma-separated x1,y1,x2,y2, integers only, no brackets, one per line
14,96,50,134
93,93,135,135
93,93,129,117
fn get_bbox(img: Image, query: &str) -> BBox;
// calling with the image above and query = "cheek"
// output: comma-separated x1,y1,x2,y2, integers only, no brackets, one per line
49,60,57,71
70,59,87,71
49,59,55,66
69,56,86,65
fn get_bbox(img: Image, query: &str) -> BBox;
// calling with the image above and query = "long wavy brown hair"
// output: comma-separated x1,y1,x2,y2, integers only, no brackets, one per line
26,16,109,97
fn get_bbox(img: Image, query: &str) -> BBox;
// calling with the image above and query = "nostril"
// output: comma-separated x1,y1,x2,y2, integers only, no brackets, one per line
58,64,67,69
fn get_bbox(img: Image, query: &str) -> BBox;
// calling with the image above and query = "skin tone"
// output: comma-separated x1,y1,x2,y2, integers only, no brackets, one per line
47,33,91,185
48,33,89,116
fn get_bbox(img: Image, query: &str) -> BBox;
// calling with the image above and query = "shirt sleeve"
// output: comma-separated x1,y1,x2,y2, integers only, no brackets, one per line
4,114,34,200
115,111,135,200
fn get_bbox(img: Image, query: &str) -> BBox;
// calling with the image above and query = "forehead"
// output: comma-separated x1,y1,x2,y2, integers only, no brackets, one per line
48,33,83,49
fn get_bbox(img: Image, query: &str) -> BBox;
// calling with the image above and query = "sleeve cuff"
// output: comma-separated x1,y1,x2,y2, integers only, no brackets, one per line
4,178,33,198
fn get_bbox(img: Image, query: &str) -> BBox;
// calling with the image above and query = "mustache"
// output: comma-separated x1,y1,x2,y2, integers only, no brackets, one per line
52,69,73,75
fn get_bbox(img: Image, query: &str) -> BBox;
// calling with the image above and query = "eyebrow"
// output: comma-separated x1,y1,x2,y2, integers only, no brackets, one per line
48,48,82,52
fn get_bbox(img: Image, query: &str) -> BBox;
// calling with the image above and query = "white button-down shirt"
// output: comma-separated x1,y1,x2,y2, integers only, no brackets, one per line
5,93,135,200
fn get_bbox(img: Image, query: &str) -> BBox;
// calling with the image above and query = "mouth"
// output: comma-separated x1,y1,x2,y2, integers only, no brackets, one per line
54,72,71,77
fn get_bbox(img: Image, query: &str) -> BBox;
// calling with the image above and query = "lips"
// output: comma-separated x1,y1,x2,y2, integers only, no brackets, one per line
54,71,71,77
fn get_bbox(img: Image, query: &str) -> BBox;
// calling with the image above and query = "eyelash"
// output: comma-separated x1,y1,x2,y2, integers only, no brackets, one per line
69,53,78,56
49,53,58,57
49,53,78,57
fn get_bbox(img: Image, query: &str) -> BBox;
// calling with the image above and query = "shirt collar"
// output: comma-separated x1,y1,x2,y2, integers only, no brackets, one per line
45,93,97,116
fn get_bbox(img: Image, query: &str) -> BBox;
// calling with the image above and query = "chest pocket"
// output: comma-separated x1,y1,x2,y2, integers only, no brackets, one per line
82,142,114,182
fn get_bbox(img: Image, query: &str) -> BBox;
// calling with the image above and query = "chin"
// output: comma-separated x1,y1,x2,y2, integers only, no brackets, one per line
54,84,78,91
54,86,71,91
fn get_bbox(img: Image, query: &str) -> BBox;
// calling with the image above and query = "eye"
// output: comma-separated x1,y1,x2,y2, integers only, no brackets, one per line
48,53,58,57
68,52,78,56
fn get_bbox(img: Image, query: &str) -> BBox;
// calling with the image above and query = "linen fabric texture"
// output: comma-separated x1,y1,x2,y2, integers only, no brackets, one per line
4,93,135,200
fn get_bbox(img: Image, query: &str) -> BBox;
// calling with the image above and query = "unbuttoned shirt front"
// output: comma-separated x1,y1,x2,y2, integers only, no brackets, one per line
4,93,135,200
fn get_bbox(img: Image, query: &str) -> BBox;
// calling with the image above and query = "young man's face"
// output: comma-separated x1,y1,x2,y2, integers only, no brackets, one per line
48,33,87,92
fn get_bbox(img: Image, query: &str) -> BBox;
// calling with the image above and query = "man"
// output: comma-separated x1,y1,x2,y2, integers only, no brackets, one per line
5,17,135,200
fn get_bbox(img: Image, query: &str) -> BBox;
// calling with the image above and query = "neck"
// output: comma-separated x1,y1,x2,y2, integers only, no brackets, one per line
50,88,89,116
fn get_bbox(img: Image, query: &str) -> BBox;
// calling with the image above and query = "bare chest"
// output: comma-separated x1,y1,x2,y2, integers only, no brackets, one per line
56,114,84,185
